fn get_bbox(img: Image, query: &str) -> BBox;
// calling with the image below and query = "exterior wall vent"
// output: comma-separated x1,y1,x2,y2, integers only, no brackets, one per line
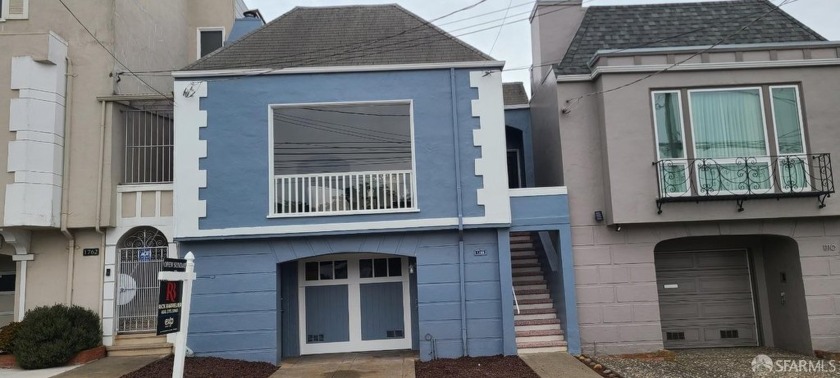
720,330,739,339
666,332,685,341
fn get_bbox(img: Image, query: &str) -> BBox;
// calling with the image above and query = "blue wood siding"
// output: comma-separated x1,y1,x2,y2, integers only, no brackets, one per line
196,69,486,232
182,229,507,363
510,193,569,227
305,285,350,343
360,282,404,341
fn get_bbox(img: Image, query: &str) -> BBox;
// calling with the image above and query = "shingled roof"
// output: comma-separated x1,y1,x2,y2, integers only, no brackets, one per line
503,83,529,106
184,4,495,71
556,0,826,75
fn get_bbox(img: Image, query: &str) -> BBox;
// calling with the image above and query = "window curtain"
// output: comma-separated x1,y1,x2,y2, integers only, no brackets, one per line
690,89,767,159
772,87,804,154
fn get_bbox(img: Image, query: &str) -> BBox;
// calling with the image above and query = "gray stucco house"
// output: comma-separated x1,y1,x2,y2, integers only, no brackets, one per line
530,0,840,356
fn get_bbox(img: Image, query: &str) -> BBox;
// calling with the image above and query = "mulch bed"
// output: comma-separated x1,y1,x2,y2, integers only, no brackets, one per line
415,356,539,378
121,356,278,378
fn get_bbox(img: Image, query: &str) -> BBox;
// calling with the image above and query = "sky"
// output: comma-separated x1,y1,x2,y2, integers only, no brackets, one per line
244,0,840,95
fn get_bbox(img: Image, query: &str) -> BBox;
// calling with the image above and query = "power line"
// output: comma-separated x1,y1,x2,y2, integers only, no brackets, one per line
561,0,803,113
58,0,173,102
489,0,515,55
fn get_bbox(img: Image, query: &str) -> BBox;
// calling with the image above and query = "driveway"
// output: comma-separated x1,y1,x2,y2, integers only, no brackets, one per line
271,350,416,378
597,347,840,378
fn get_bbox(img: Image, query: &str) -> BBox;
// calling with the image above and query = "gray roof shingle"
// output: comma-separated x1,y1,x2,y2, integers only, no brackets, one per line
556,0,826,75
184,4,494,71
503,82,529,106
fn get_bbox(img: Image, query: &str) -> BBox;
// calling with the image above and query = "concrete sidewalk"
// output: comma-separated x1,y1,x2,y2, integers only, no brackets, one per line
520,352,601,378
271,350,416,378
50,356,162,378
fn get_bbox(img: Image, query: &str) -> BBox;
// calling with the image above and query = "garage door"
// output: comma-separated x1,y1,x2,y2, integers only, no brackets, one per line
655,250,758,349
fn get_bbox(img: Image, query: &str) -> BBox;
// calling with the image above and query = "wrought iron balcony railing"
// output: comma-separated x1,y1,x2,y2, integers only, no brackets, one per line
653,154,834,213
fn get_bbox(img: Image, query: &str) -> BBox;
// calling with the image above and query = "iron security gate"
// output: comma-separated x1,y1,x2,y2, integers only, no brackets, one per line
116,228,168,333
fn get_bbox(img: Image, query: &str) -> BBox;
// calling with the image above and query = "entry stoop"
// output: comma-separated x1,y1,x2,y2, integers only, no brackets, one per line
511,232,567,354
107,334,173,357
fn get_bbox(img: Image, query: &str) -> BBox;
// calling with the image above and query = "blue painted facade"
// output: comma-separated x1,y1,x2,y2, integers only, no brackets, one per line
174,63,577,362
196,69,485,231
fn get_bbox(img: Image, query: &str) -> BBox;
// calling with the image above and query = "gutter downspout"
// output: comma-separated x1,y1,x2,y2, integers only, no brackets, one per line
450,68,468,356
61,57,75,305
95,100,106,236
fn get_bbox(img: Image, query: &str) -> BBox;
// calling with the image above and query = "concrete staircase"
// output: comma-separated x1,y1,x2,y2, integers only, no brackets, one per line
107,333,172,357
511,232,567,354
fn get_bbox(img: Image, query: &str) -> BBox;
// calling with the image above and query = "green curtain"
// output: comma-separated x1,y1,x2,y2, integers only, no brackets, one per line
690,89,767,159
772,87,804,155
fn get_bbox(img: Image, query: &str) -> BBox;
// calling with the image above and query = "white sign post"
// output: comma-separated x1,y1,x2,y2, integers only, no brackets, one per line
158,252,197,378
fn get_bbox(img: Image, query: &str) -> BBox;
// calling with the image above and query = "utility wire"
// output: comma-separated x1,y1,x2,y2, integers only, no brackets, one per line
561,0,803,113
58,0,173,102
489,0,515,55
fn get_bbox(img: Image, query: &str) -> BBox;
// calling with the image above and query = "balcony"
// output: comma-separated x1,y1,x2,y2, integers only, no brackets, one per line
654,154,834,212
272,170,416,217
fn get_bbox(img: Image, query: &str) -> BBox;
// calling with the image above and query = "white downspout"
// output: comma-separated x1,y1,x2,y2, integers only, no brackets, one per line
17,261,26,322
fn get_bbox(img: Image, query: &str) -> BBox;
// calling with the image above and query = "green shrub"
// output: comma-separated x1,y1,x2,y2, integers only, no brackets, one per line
0,322,22,353
13,304,102,369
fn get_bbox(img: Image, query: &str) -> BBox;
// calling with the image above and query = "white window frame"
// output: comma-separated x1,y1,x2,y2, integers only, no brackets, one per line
686,87,774,195
298,254,412,355
651,90,691,197
769,85,811,192
266,100,419,218
1,0,28,20
196,27,225,59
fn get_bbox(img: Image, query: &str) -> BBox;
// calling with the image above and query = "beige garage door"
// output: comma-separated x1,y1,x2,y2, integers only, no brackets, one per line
655,250,758,349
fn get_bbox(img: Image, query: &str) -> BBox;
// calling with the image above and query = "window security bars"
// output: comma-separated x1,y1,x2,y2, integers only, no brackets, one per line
654,154,834,212
273,170,415,216
122,109,173,184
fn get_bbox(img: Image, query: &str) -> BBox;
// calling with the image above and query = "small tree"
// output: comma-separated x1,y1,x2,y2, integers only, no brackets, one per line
13,304,102,369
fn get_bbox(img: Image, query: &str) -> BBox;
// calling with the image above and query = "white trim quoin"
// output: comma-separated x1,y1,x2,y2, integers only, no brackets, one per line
470,70,511,225
173,81,208,239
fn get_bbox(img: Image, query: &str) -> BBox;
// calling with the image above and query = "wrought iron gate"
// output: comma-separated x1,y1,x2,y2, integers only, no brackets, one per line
116,227,168,333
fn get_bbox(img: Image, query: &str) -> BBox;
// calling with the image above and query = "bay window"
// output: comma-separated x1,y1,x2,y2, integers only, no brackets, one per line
653,85,811,198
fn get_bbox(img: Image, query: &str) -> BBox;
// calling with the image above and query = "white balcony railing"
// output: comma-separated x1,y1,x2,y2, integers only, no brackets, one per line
273,170,416,216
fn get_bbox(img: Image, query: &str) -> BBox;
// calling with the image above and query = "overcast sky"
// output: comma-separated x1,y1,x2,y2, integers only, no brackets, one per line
244,0,840,95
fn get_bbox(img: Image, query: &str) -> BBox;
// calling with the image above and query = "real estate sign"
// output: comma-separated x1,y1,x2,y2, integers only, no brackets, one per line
157,258,187,335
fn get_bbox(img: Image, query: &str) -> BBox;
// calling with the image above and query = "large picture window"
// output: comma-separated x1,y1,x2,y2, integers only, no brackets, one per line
269,101,417,216
652,85,810,197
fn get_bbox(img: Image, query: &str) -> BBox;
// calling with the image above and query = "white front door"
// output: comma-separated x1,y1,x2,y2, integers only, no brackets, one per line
298,255,412,355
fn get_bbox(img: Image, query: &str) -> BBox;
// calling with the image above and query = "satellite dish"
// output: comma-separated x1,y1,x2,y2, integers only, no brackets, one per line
117,274,138,305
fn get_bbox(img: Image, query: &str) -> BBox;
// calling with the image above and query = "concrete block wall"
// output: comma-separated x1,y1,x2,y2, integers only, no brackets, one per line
571,217,840,355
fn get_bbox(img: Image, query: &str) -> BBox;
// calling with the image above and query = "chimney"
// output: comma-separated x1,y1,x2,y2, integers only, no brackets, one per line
530,0,587,85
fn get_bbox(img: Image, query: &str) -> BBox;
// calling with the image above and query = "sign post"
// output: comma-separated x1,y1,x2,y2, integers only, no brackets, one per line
157,252,196,378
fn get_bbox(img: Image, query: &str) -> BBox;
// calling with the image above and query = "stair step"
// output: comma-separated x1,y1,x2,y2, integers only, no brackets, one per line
511,279,546,286
510,251,537,258
516,329,564,337
512,267,542,274
515,318,561,326
515,323,563,332
511,245,535,252
518,307,555,315
512,284,547,291
512,271,543,277
511,263,541,269
517,293,550,300
517,346,568,354
510,255,537,260
519,303,553,310
516,340,567,349
518,298,552,305
516,335,565,343
114,334,168,346
107,343,172,357
514,289,549,295
515,313,555,321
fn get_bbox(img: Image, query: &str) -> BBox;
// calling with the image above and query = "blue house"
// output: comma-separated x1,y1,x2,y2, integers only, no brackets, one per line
172,4,577,363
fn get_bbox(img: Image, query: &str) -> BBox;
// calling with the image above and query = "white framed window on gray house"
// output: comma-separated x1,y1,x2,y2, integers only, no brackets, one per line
0,0,29,20
652,85,810,197
197,27,225,59
269,100,418,217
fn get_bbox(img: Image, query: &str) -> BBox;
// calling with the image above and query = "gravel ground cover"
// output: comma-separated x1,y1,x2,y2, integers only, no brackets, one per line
597,347,840,378
415,355,539,378
121,356,278,378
